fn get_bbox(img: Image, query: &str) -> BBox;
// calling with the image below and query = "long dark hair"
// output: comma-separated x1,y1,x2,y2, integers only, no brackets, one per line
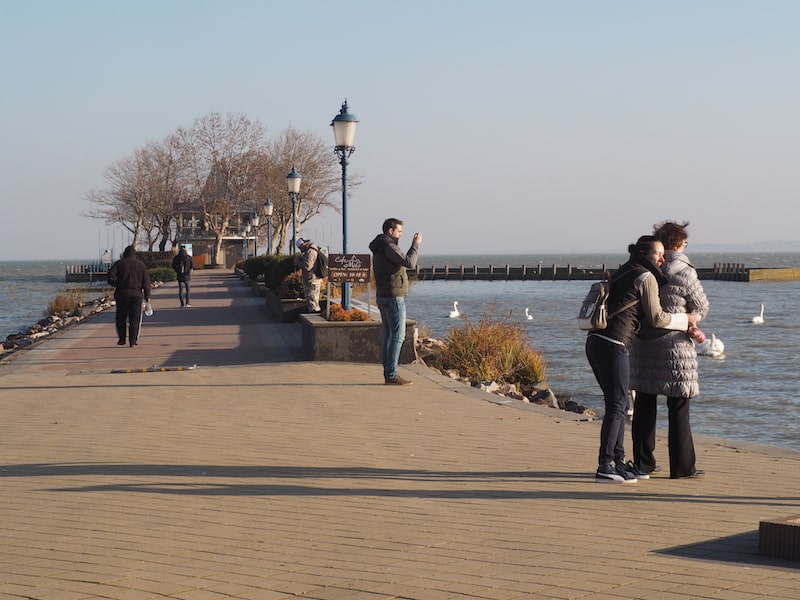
628,235,659,256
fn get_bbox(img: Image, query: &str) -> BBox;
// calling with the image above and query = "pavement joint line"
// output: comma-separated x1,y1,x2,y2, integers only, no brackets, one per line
110,364,200,373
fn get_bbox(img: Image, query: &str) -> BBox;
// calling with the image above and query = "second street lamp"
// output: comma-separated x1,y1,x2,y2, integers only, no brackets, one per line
264,197,273,255
331,99,359,310
243,222,252,259
264,196,273,254
252,213,260,256
286,165,302,255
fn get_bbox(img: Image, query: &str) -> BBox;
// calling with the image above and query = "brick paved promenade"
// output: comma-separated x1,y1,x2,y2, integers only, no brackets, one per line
1,269,799,599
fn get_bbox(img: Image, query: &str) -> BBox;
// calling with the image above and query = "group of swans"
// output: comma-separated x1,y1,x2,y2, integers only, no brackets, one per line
447,301,533,321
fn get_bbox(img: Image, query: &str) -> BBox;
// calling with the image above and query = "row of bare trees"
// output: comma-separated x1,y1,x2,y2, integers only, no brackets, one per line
85,112,351,262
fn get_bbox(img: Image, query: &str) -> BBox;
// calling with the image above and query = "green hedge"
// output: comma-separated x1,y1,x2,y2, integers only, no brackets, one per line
138,251,173,269
149,266,177,282
264,256,297,290
243,255,267,279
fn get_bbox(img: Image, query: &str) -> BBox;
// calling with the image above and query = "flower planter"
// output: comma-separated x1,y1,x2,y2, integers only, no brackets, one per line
299,312,417,363
264,289,307,323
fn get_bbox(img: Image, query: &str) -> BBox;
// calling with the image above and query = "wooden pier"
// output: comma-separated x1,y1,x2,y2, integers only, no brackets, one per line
409,263,796,282
65,264,110,283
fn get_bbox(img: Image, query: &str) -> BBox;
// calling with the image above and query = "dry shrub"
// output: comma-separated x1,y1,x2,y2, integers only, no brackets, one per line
46,288,86,316
431,315,546,385
327,304,370,322
277,270,305,299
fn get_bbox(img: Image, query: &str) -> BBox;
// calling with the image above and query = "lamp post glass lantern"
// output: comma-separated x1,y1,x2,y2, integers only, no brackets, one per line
331,99,359,310
264,198,273,255
251,214,260,256
286,165,302,255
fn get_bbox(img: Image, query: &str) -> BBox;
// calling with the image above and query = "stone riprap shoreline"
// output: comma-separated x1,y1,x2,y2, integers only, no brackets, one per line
0,294,115,357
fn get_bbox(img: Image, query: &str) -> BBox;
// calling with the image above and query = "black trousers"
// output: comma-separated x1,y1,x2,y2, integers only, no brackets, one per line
115,296,143,345
632,392,697,478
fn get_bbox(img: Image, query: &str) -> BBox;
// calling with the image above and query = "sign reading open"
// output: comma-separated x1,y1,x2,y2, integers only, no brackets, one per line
328,254,371,283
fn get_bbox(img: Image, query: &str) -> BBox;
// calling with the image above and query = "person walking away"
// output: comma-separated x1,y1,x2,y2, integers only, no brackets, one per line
171,245,194,307
585,236,699,484
630,221,709,479
369,218,422,386
107,245,152,347
294,238,322,313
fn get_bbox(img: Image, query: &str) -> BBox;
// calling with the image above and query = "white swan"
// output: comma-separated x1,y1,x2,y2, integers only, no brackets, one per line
525,307,533,320
697,333,725,357
751,304,765,324
449,301,460,318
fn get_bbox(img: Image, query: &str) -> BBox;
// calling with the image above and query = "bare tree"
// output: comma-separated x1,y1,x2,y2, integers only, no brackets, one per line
85,149,150,248
85,139,183,251
173,112,265,264
250,127,356,255
85,114,352,259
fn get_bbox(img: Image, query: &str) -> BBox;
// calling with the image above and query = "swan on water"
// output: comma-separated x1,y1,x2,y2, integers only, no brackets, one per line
525,307,533,320
751,304,765,324
449,301,460,318
697,333,725,357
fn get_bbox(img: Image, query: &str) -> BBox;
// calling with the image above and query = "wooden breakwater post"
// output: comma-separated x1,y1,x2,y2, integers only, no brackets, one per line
411,262,800,283
411,263,611,281
713,263,749,281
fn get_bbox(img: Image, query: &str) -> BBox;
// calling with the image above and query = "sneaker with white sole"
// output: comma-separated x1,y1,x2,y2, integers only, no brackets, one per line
622,460,649,480
614,461,639,483
596,463,625,483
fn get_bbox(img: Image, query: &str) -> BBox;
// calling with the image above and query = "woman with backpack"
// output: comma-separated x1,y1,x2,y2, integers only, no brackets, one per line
586,236,700,484
629,222,710,479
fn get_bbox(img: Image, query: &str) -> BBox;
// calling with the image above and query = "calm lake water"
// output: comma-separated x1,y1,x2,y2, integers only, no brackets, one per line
402,253,800,453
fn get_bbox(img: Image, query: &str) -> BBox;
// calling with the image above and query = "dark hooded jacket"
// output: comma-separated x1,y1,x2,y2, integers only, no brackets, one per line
369,233,420,298
107,248,151,302
171,249,194,282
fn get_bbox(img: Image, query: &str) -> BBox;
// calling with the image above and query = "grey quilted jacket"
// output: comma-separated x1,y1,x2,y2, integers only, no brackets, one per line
629,250,710,399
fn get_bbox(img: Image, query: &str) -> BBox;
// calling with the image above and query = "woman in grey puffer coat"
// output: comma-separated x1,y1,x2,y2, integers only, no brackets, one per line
630,221,710,479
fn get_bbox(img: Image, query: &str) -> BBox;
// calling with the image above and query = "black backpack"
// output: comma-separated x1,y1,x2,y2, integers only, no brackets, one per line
314,250,329,278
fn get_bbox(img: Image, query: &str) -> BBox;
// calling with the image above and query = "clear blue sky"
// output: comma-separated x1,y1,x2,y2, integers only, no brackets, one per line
2,0,799,260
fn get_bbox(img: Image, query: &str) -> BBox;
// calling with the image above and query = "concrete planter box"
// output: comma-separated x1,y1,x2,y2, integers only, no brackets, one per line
265,290,306,323
299,312,417,363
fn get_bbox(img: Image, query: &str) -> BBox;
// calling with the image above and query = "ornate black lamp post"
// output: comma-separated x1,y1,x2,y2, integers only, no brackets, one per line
251,213,260,256
331,99,359,309
263,197,273,255
243,222,252,259
286,166,302,255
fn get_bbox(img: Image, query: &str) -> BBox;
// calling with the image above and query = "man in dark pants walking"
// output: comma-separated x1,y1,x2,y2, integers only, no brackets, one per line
107,245,151,347
171,245,194,307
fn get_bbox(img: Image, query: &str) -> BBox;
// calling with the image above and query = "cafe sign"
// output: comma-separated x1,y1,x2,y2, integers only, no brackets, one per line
328,254,371,283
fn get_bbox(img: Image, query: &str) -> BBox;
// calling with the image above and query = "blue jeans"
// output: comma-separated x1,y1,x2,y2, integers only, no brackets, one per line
377,296,406,380
178,280,190,305
586,334,630,466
